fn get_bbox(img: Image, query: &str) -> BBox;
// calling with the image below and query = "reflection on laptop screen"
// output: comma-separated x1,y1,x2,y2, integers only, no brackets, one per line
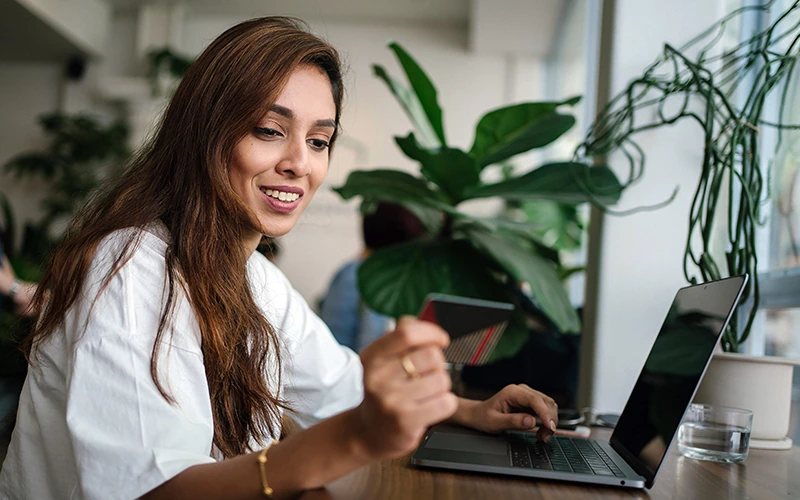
609,276,746,482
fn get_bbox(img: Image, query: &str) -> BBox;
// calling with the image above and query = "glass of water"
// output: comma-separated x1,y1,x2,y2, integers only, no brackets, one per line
677,403,753,463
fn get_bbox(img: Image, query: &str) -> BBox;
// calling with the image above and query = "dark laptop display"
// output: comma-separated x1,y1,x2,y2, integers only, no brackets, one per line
609,275,748,487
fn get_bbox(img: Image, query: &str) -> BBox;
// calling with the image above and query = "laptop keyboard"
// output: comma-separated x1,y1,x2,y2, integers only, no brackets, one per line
508,433,626,477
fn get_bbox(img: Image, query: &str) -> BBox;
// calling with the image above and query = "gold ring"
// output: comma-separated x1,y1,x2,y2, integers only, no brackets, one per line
400,355,419,379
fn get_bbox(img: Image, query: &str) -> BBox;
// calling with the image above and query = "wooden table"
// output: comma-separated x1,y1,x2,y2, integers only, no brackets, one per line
300,429,800,500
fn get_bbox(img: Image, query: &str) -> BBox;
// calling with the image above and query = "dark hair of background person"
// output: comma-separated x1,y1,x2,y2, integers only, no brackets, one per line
362,202,427,250
21,17,345,458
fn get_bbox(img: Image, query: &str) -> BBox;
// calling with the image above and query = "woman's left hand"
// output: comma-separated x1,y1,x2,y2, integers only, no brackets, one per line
454,384,559,442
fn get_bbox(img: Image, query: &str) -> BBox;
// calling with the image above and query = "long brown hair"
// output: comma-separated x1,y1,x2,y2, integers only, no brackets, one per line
23,17,344,458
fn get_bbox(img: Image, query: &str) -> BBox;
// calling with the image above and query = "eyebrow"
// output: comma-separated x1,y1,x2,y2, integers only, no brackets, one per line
270,104,336,129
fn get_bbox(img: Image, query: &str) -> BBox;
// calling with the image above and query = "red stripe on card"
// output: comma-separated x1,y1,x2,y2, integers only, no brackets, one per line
470,326,494,365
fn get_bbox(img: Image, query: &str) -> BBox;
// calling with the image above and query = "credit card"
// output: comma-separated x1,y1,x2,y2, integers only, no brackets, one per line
417,293,514,366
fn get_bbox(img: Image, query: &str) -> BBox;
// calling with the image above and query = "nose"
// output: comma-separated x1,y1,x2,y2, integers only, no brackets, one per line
275,136,310,178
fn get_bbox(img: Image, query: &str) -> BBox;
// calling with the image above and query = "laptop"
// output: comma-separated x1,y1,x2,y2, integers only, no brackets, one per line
411,275,749,489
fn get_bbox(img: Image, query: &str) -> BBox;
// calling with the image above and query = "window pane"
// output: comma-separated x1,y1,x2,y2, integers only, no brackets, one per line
769,2,800,270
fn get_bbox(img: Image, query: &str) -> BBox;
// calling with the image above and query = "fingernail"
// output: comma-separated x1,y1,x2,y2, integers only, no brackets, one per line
550,420,557,431
523,416,534,428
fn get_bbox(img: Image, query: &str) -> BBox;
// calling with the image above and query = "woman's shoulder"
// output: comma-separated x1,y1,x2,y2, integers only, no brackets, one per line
87,223,170,287
247,250,292,294
96,221,166,256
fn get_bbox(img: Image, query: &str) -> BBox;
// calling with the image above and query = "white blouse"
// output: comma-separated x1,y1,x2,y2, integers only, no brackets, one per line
0,224,364,500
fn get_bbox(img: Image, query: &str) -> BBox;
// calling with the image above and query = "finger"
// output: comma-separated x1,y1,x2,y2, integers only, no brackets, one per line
410,391,459,429
393,370,452,404
505,386,558,437
490,409,539,432
362,345,447,395
403,346,446,378
363,316,449,359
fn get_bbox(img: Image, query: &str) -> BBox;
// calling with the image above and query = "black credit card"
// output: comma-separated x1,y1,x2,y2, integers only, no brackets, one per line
417,293,514,366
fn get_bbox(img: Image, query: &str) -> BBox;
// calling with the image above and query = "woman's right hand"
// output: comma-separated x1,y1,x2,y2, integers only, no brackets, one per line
354,316,458,460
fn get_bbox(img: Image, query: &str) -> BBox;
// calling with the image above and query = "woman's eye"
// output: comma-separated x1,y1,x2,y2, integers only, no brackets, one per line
255,127,282,138
308,139,330,151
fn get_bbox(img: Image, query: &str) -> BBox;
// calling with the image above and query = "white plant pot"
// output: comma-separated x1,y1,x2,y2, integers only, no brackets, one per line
694,352,800,449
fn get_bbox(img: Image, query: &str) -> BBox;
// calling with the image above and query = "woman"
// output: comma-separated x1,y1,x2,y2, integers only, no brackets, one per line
0,18,557,499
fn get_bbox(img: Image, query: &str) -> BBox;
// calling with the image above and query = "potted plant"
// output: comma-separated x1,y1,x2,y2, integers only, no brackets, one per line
1,112,129,375
578,1,800,448
333,42,624,362
146,47,193,97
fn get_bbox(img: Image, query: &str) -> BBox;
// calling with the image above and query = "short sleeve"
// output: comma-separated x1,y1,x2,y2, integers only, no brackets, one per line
249,254,364,429
64,234,216,499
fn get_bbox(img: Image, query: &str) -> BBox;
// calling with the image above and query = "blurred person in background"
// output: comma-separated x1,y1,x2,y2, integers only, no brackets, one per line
0,241,37,318
320,202,426,352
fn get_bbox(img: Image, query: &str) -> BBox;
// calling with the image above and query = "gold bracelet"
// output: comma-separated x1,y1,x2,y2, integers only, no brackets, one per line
257,440,279,498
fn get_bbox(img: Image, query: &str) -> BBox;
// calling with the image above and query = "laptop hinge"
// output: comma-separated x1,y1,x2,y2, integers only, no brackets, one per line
609,436,654,488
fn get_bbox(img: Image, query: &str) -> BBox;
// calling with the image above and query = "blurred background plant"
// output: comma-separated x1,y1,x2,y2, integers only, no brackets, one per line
146,47,194,97
334,42,624,359
0,112,129,365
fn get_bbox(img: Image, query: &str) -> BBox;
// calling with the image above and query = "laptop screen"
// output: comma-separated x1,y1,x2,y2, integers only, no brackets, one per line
609,275,747,486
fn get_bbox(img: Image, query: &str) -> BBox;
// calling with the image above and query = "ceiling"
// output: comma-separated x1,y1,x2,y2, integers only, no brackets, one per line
0,0,567,62
103,0,472,24
0,0,86,61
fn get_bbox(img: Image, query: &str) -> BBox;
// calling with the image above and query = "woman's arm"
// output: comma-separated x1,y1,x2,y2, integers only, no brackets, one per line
144,317,458,499
143,409,370,499
0,253,38,316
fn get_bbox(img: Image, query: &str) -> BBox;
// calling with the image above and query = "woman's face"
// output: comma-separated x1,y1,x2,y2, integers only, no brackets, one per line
229,65,336,246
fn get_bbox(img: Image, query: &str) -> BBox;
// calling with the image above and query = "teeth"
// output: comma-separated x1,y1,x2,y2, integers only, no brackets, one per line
261,188,299,202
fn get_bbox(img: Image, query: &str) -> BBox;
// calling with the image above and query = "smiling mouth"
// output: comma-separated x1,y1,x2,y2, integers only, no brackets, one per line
260,188,301,202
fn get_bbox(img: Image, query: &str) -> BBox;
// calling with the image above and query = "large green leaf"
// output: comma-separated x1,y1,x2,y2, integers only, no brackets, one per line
520,200,584,251
467,228,581,333
470,97,580,168
358,197,443,235
373,64,441,148
357,238,510,318
387,42,446,146
452,216,560,264
395,133,480,202
486,309,533,362
333,169,448,209
465,162,623,205
332,169,449,233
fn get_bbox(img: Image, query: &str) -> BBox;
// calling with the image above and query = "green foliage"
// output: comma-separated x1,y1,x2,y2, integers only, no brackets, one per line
518,200,584,252
3,112,129,242
334,42,625,357
1,112,130,346
146,47,194,97
471,98,580,169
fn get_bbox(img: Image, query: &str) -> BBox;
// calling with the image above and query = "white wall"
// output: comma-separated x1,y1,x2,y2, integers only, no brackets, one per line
183,16,543,304
588,0,730,412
